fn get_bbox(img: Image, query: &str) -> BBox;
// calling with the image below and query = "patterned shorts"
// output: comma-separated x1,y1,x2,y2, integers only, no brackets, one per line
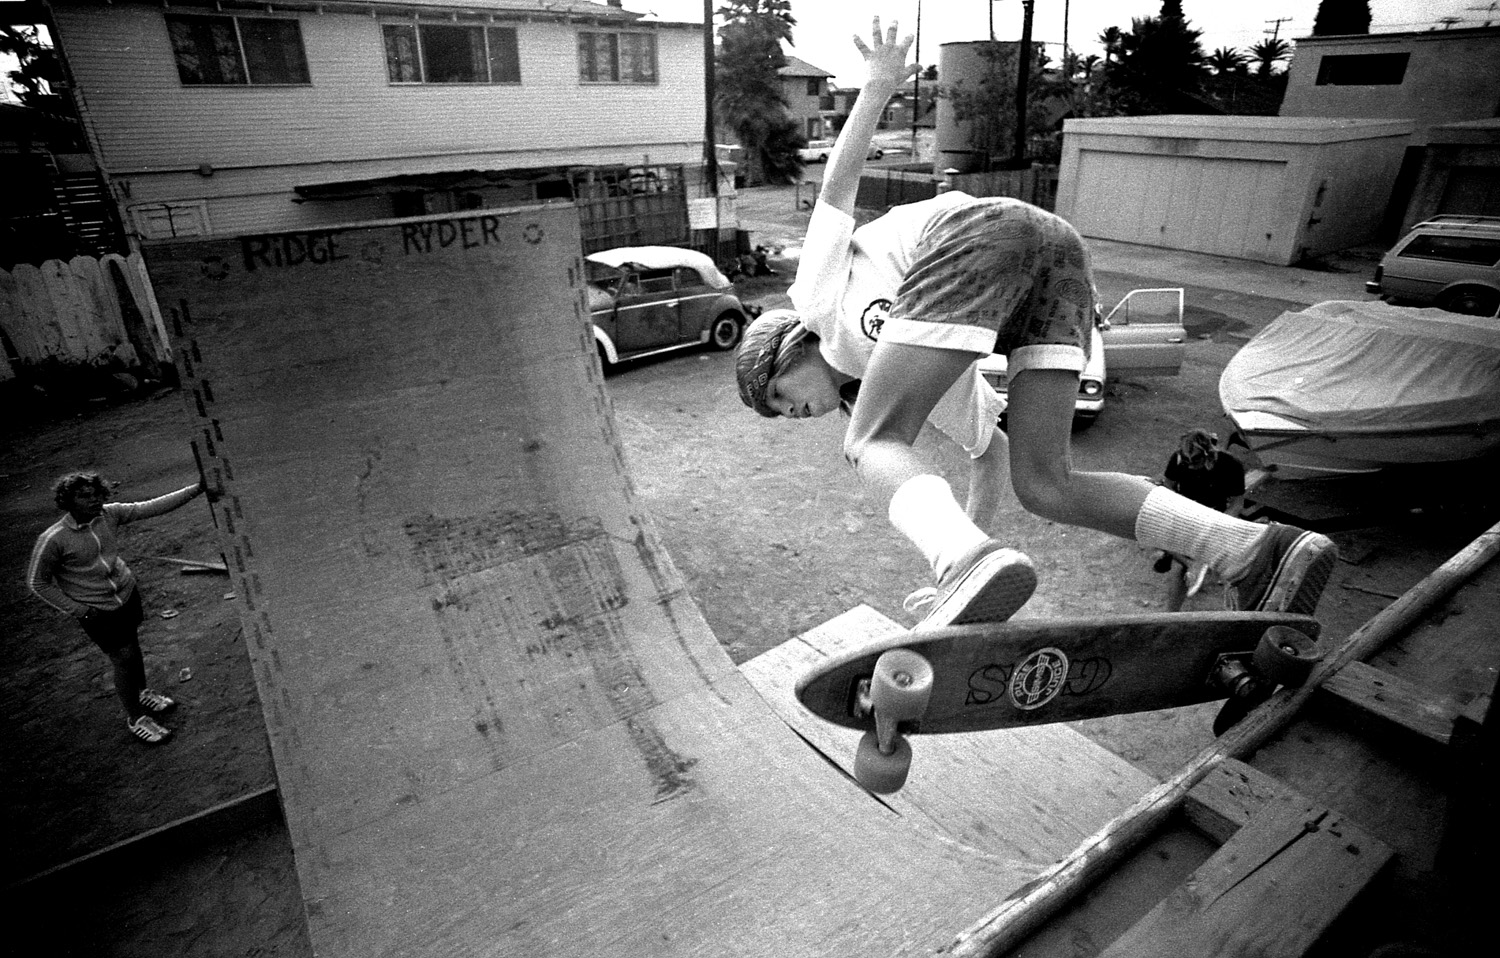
889,197,1096,365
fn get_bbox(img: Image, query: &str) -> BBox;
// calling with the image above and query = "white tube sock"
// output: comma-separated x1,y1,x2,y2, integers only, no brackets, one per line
888,474,989,580
1133,485,1268,580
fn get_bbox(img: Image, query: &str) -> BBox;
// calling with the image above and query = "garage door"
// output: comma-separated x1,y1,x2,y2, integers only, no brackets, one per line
1070,151,1288,260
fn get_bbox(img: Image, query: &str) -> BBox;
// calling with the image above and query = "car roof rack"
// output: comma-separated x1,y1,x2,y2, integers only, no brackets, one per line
1412,214,1500,230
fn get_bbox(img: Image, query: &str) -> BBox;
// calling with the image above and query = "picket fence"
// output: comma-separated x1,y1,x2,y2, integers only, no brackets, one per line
0,251,172,383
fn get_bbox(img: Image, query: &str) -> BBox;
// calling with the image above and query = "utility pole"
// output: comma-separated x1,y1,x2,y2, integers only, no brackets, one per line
912,0,922,160
1265,17,1293,42
1010,0,1034,169
702,0,717,195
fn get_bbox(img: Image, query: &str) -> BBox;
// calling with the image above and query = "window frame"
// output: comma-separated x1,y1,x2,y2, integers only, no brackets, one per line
577,30,657,85
381,22,522,85
1313,52,1410,87
1397,234,1500,267
165,13,311,87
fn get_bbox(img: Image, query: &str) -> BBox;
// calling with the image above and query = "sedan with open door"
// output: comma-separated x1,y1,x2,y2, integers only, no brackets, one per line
977,288,1186,428
585,246,754,371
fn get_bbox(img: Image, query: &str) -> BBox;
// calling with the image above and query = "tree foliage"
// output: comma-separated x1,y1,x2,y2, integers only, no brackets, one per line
0,25,64,111
1313,0,1373,36
714,1,800,185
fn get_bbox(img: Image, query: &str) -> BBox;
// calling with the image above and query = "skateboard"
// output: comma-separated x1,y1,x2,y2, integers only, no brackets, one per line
795,611,1322,793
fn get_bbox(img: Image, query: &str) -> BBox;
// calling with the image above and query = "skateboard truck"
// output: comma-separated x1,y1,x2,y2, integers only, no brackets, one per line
851,649,935,794
1210,626,1322,735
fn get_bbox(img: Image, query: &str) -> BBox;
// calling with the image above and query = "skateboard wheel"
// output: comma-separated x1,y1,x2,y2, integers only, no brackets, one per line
870,648,934,724
1253,626,1321,686
855,730,912,794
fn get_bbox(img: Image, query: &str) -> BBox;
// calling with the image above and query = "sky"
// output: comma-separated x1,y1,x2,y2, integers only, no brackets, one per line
626,1,1493,85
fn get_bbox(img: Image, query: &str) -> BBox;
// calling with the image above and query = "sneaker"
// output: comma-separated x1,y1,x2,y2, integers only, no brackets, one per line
127,715,171,744
139,688,176,714
1224,523,1337,614
904,540,1037,629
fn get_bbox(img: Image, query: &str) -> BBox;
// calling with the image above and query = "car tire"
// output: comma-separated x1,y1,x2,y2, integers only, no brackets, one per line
1436,286,1500,317
709,313,744,351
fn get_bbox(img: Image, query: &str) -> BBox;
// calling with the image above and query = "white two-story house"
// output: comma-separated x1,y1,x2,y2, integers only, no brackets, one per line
40,0,713,250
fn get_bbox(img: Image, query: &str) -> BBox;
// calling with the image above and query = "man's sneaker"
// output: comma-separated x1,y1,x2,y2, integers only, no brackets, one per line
1224,523,1337,614
127,715,171,744
904,540,1037,629
139,689,176,714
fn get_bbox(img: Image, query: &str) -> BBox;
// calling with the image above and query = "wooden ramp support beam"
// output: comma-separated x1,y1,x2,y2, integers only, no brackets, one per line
946,519,1500,958
1103,760,1391,958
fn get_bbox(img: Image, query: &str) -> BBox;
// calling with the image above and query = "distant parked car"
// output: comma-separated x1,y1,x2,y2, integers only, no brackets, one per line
1366,215,1500,317
585,246,752,371
977,288,1186,428
797,139,883,163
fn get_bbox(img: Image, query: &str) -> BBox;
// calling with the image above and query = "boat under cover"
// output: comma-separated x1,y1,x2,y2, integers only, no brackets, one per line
1220,300,1500,477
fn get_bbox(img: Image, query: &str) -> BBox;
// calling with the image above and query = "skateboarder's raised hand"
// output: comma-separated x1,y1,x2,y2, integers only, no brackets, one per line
818,18,916,218
735,24,1337,627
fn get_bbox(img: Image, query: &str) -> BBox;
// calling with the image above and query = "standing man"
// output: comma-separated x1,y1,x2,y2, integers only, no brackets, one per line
28,472,210,744
1154,429,1247,610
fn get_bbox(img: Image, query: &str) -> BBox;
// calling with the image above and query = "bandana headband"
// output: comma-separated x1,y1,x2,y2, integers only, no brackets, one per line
735,310,805,417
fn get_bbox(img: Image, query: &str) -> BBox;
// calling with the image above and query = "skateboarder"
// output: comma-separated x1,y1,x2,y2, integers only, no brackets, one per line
735,18,1335,627
1152,429,1246,610
27,472,210,744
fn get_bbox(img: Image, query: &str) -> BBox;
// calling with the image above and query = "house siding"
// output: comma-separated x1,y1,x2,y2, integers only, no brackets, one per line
1280,29,1500,143
52,3,705,234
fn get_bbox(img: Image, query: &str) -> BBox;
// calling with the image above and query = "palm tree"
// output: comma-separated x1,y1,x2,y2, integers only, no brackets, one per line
714,1,798,185
1206,46,1248,76
1249,38,1292,77
1098,26,1124,66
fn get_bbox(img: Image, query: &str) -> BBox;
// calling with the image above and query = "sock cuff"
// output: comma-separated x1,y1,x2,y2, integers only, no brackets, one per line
888,474,957,527
1133,484,1177,544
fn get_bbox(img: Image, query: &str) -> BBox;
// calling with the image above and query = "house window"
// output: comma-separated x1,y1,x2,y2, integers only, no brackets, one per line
1314,52,1410,86
166,15,310,85
806,78,819,96
381,24,521,84
577,31,657,83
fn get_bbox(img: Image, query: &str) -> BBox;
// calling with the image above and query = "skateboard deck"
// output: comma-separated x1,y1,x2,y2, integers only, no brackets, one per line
797,611,1322,734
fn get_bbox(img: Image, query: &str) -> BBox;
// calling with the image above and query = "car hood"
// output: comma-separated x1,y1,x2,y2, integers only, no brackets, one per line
587,246,733,289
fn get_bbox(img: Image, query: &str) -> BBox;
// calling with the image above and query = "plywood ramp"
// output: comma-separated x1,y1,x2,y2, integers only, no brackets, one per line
144,207,1146,957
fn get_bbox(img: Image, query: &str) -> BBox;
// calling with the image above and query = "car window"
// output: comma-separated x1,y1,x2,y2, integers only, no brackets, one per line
674,266,703,290
636,269,675,294
1397,234,1500,266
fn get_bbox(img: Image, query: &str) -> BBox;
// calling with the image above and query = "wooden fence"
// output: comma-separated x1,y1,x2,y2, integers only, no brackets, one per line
0,251,172,383
855,164,1061,213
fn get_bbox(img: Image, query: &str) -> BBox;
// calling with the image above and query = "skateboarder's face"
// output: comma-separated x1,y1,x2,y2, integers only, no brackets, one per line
66,486,106,523
768,353,841,420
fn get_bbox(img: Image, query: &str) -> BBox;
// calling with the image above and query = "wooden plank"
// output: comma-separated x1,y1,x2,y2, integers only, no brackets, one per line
143,208,1116,958
947,519,1500,958
1180,760,1290,845
1100,793,1392,958
1317,660,1462,747
742,606,1156,862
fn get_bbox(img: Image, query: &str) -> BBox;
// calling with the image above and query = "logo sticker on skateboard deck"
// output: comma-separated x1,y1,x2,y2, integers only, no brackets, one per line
1009,647,1069,710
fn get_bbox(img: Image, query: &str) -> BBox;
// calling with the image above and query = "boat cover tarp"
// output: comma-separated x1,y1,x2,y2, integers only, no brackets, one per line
1220,300,1500,433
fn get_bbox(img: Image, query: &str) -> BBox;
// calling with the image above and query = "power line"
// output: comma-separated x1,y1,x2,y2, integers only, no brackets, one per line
1264,17,1293,42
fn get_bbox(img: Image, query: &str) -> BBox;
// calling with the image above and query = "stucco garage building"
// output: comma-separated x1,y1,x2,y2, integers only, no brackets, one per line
1055,115,1413,266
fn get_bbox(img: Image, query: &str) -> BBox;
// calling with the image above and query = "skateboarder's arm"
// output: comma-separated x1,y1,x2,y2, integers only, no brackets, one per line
817,19,915,216
966,425,1011,529
108,481,204,525
26,536,92,619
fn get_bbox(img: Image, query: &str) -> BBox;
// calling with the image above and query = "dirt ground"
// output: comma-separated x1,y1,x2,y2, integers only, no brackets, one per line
4,249,1497,954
